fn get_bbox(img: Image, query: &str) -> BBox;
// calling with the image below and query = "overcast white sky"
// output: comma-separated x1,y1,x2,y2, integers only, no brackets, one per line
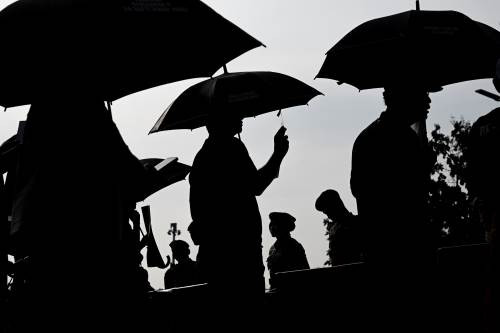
1,0,500,289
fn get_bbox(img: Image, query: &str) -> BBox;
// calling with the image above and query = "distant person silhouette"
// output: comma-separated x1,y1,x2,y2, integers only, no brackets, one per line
350,85,438,268
164,240,202,289
267,212,309,288
315,189,363,265
189,110,288,328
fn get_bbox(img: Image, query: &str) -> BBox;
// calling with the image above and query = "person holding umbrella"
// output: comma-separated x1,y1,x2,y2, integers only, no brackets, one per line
350,84,439,331
189,109,289,327
8,98,150,332
350,84,439,267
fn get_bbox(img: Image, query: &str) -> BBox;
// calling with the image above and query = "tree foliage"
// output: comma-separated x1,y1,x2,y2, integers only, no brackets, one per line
428,119,483,246
323,118,483,264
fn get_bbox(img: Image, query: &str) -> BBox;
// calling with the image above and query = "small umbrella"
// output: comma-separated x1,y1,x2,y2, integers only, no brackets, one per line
316,8,500,90
149,71,322,132
140,157,191,199
0,0,263,108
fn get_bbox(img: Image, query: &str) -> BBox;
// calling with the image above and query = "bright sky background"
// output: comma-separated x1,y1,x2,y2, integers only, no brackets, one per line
1,0,500,289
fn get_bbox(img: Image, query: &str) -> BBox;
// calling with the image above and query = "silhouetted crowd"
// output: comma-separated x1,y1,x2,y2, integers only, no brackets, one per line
2,80,499,333
1,5,500,333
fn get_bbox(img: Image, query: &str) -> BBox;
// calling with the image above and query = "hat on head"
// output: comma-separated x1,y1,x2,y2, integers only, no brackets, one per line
269,212,296,232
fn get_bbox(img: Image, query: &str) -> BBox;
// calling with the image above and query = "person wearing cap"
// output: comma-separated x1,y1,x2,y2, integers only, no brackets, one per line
267,212,309,288
315,189,363,266
163,239,202,289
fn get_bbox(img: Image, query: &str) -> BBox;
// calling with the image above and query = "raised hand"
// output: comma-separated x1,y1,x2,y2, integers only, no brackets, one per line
273,126,289,160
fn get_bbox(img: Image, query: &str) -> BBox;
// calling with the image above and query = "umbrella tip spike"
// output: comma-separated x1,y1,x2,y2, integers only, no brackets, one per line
416,0,420,11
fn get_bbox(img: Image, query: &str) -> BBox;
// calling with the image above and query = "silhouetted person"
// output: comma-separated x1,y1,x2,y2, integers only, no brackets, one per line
350,85,437,268
467,78,500,331
187,220,203,247
315,189,363,265
267,212,309,289
350,85,439,332
189,110,288,329
164,240,202,289
8,98,150,332
187,220,206,280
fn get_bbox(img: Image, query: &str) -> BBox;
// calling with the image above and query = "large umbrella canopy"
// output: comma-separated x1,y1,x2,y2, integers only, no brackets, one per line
316,9,500,90
0,134,19,175
0,0,263,108
0,121,25,174
140,157,191,199
149,71,322,132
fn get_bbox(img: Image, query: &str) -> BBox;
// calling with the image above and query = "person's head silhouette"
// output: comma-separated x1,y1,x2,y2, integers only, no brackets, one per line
187,220,202,246
382,86,433,125
269,212,296,239
169,240,191,263
206,108,243,138
315,189,349,221
493,78,500,94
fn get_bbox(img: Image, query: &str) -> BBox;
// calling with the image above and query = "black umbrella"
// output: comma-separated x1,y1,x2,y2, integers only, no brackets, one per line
149,71,322,132
0,122,25,174
0,134,19,175
316,8,500,90
140,157,191,199
0,0,263,108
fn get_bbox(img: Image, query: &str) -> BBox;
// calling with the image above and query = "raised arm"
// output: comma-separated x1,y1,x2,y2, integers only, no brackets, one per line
255,126,289,196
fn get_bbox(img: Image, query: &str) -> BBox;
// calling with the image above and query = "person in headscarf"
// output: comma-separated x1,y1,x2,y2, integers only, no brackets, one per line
267,212,309,289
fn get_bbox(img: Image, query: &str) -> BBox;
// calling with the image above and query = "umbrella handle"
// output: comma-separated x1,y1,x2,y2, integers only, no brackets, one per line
278,109,285,127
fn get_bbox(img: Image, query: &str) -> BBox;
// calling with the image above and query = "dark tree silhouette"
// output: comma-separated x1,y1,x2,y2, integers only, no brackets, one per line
428,119,484,247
